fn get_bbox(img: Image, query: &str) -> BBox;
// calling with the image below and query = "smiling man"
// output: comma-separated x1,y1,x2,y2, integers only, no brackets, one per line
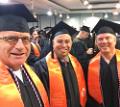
0,4,49,107
34,21,87,107
88,19,120,107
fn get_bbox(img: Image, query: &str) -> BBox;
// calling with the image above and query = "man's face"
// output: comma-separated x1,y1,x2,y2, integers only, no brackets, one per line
0,31,31,70
53,34,72,59
32,31,40,43
96,33,116,54
78,31,89,39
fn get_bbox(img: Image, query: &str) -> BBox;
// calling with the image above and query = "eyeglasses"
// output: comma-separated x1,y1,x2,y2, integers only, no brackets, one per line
0,36,31,45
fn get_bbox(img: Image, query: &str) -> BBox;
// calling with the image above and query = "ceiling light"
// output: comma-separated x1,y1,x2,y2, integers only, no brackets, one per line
66,14,70,19
33,12,37,18
104,13,108,19
116,3,120,9
54,10,58,15
47,10,53,16
113,9,119,15
83,0,89,6
59,13,63,18
87,4,92,9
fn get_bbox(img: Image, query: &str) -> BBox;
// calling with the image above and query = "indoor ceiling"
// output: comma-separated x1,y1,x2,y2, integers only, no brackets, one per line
1,0,120,15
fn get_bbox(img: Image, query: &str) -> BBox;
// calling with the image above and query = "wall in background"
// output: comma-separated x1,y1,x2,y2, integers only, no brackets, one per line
29,13,120,31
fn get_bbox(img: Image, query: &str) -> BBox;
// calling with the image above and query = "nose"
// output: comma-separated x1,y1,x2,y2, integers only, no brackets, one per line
14,39,25,49
62,42,67,47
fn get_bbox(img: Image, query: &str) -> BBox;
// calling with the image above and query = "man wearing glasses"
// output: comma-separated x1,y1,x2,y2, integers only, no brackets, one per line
0,4,49,107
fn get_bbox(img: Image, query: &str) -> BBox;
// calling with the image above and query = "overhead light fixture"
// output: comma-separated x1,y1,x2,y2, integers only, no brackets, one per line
47,10,53,16
54,10,58,16
87,4,92,9
83,0,89,6
113,9,119,15
104,13,108,19
59,13,63,18
66,14,70,19
33,12,37,19
0,0,9,3
116,3,120,9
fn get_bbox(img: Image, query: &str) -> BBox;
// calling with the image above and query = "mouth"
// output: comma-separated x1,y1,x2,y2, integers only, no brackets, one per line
11,53,25,56
61,49,68,52
101,46,108,48
100,44,108,48
61,50,70,55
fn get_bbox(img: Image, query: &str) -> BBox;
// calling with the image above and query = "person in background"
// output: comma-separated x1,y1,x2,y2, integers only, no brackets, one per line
34,21,87,107
0,4,49,107
38,28,51,59
115,33,120,49
27,26,41,67
87,19,120,107
71,25,93,80
30,26,41,45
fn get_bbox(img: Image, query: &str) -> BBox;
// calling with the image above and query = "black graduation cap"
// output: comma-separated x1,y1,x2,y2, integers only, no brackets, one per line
47,21,78,39
91,19,120,35
43,27,53,34
43,27,52,31
30,26,40,35
80,25,90,33
0,4,36,22
47,21,78,58
0,4,37,32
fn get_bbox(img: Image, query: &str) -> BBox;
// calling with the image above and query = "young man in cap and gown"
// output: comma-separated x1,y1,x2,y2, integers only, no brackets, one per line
71,25,93,81
34,21,87,107
88,19,120,107
27,26,41,67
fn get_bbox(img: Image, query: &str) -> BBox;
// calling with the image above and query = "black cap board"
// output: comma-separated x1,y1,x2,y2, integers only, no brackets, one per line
0,4,36,22
91,19,120,35
80,25,90,33
0,4,37,32
47,21,78,39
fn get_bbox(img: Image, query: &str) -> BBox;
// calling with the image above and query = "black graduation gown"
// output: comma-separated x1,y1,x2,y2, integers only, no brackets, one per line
87,55,119,107
9,68,44,107
34,57,81,107
100,56,119,107
39,38,50,59
71,37,94,81
27,44,41,67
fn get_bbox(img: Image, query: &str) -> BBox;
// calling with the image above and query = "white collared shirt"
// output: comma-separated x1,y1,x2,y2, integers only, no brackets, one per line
13,69,24,83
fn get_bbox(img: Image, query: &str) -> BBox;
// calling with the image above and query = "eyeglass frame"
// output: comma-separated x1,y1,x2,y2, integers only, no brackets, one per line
0,35,31,45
